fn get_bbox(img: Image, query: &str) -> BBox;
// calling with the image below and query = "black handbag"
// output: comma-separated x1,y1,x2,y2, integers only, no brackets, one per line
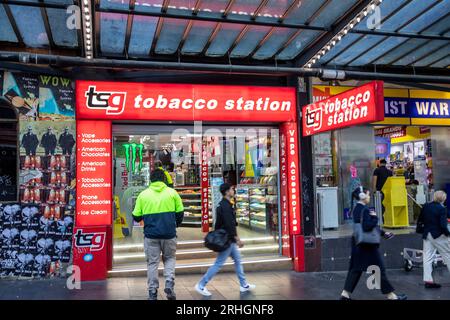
204,229,230,252
353,209,381,245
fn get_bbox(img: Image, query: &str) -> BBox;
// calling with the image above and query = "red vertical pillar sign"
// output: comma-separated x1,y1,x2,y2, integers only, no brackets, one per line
279,129,291,257
201,140,210,232
73,120,112,281
280,122,304,272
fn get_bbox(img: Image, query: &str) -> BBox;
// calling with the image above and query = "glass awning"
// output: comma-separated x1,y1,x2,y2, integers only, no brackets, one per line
315,0,450,69
0,0,449,70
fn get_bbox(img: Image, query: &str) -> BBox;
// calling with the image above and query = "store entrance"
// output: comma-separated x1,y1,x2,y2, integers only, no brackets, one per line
315,125,434,239
111,124,281,263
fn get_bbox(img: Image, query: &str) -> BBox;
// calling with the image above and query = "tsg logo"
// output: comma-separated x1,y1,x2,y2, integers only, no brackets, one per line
85,85,127,115
74,229,106,251
304,104,323,134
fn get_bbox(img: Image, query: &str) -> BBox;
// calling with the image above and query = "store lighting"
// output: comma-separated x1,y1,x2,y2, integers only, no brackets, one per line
304,0,383,68
81,0,93,59
108,257,291,274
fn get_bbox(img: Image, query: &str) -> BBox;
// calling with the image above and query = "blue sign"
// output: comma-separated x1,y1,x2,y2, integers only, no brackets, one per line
384,98,450,119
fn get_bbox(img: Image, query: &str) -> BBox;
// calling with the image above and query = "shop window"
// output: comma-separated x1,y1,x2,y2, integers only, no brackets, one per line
0,101,18,202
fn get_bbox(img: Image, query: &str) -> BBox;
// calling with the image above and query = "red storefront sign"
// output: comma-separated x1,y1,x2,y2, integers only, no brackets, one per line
280,122,301,235
201,141,210,232
279,129,290,256
72,226,108,281
74,80,302,278
76,120,112,226
76,81,297,122
303,81,385,136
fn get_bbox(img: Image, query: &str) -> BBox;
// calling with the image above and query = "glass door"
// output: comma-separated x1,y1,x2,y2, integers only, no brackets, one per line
112,124,281,248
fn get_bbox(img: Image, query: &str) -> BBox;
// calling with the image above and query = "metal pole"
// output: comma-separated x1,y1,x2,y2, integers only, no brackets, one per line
316,192,323,236
1,51,450,83
374,191,383,227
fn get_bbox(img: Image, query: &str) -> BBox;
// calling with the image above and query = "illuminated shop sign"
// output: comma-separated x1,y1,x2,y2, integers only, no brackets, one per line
313,85,450,126
76,81,297,122
303,81,384,136
76,120,112,227
385,98,450,119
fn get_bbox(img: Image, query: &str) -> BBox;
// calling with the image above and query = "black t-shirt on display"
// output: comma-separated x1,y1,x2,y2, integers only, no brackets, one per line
373,166,393,191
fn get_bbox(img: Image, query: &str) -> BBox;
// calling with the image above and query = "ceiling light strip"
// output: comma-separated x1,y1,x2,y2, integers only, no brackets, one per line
81,0,93,59
305,0,384,68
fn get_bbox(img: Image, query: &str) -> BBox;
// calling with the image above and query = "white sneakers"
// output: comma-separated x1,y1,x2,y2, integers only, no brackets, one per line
195,282,256,296
240,284,256,293
195,283,212,297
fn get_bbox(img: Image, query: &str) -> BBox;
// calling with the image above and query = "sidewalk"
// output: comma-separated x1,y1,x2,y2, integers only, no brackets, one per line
1,268,450,300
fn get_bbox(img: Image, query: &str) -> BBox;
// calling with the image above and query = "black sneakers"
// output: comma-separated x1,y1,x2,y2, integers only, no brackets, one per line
148,289,158,301
395,293,408,300
165,280,177,300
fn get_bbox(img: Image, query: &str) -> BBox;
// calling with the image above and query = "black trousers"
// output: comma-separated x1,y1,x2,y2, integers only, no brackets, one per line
343,268,395,295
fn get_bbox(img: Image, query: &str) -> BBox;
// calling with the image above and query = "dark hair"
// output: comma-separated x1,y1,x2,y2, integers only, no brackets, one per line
352,186,369,200
154,160,163,168
219,183,232,196
150,169,166,183
380,159,387,165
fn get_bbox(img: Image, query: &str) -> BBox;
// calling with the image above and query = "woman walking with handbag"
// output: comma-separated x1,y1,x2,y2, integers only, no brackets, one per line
340,186,407,300
195,183,256,297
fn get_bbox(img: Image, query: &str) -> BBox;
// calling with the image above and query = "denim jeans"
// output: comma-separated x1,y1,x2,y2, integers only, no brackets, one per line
199,242,247,288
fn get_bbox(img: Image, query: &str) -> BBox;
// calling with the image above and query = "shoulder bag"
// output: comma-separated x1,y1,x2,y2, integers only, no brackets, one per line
353,208,381,245
204,229,230,252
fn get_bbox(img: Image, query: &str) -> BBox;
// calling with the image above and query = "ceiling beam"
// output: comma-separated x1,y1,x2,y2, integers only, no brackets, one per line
344,0,440,67
2,0,450,41
293,0,373,67
386,26,450,66
2,3,24,46
149,0,170,55
408,43,450,67
372,12,450,66
426,53,450,68
200,0,235,56
123,0,136,58
38,0,55,48
176,0,202,54
2,51,450,83
319,0,414,66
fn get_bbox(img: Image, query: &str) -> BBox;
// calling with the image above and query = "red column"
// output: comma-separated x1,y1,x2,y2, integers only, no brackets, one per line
280,122,304,271
73,120,113,281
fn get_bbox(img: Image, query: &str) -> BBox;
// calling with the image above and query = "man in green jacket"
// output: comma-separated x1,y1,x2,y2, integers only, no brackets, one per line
133,169,184,300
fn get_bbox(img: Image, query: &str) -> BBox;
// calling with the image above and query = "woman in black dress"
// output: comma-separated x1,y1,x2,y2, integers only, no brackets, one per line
340,186,407,300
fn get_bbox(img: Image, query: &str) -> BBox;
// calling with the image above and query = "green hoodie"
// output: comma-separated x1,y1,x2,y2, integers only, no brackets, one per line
132,181,184,239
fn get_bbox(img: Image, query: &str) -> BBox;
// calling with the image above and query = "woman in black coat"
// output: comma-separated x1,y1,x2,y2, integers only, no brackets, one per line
340,187,407,300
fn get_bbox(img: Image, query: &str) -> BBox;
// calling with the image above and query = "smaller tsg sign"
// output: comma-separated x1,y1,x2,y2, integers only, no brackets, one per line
385,98,450,119
303,81,384,136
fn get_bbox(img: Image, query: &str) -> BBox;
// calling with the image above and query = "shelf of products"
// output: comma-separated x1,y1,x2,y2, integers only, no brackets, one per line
236,187,250,225
176,186,202,227
249,187,267,231
236,184,272,232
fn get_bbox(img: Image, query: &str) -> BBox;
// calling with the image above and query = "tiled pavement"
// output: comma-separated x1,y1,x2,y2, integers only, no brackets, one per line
2,268,450,300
